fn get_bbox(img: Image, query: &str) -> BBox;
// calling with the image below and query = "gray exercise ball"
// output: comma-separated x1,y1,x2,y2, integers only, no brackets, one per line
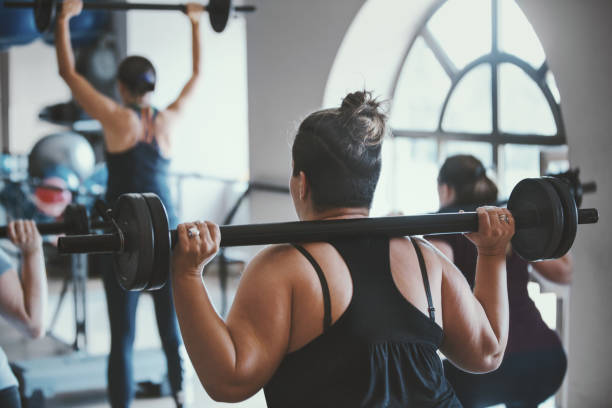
28,132,96,184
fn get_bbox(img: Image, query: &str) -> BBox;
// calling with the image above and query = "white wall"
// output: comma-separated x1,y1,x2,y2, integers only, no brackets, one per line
519,2,612,406
7,41,71,154
127,6,249,225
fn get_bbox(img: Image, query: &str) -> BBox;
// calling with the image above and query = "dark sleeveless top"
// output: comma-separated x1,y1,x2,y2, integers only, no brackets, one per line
104,105,177,227
263,237,461,408
428,233,562,354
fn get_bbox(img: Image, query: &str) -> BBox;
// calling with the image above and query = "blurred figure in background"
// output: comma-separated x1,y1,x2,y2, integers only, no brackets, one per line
0,221,46,408
428,154,571,408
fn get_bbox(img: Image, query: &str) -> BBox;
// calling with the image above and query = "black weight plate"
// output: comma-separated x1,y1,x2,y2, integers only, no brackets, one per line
208,0,230,33
507,178,564,261
142,193,171,291
113,194,155,291
544,176,578,259
35,0,55,33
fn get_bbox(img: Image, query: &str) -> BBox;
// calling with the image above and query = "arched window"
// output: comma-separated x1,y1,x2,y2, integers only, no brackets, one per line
372,0,567,215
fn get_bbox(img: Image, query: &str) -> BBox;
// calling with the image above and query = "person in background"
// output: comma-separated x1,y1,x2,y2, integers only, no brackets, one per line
0,221,47,408
428,154,571,408
55,0,203,406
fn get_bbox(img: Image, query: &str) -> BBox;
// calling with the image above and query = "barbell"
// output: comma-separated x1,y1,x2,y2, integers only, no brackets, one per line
0,202,108,237
4,0,256,34
54,176,599,291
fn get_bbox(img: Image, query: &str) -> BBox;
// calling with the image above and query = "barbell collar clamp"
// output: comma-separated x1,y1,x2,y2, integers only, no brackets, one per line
578,208,598,224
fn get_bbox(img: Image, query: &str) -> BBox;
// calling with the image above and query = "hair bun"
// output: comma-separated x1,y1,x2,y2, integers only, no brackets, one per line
339,90,387,147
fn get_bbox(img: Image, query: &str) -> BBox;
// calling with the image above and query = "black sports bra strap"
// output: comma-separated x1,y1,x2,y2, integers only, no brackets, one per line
410,237,436,322
292,244,332,332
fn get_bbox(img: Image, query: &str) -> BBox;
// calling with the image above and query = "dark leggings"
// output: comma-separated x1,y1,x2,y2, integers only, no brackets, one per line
0,386,21,408
444,347,567,408
99,254,184,408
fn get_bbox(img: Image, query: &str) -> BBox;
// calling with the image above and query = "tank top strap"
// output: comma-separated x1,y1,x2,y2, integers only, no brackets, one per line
292,244,332,332
127,104,159,145
409,237,436,322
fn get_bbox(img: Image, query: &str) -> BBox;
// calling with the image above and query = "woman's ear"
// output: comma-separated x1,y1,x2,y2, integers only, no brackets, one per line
438,183,455,207
298,171,309,201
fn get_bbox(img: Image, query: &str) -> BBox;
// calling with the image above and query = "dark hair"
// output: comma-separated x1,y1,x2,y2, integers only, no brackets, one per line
292,91,386,211
117,56,156,96
437,154,498,207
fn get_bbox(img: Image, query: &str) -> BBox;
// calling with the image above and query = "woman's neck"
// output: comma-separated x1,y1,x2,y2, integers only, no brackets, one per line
303,207,370,221
123,94,151,108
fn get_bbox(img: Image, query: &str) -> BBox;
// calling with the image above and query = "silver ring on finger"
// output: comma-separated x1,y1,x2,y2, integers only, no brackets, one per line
187,226,200,238
498,214,509,224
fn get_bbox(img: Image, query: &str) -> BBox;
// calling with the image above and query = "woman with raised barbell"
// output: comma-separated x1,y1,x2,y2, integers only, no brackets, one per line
427,154,571,408
171,91,515,406
55,0,204,406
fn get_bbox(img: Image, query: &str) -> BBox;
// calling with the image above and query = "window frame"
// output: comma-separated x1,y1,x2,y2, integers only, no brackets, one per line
390,0,566,171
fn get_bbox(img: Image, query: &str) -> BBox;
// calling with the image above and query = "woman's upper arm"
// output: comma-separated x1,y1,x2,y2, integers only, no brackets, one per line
63,72,124,127
223,246,294,393
437,253,498,372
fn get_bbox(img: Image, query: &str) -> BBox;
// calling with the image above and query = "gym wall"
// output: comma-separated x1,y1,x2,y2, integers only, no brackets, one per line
519,1,612,406
7,42,70,153
246,0,366,224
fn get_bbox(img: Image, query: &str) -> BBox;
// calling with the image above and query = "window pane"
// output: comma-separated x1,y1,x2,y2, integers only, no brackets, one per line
500,144,540,198
546,70,561,104
441,141,493,170
499,63,557,135
498,0,546,69
442,63,492,133
427,0,491,70
390,37,451,131
372,137,439,216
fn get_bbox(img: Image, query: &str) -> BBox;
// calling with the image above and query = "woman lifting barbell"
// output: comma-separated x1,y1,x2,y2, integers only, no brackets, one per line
427,154,571,408
171,91,515,406
55,0,203,406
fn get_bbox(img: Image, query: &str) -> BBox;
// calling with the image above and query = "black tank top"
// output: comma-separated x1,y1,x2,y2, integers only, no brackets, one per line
104,105,178,227
263,237,461,408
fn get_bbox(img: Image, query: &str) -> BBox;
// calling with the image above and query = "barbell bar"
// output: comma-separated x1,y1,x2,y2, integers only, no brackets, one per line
56,177,599,291
4,0,256,34
0,203,109,237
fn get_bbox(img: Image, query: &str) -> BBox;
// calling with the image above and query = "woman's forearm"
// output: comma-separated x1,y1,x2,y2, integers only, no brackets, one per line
56,16,76,78
20,249,47,338
472,253,508,359
191,20,201,77
531,254,573,284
